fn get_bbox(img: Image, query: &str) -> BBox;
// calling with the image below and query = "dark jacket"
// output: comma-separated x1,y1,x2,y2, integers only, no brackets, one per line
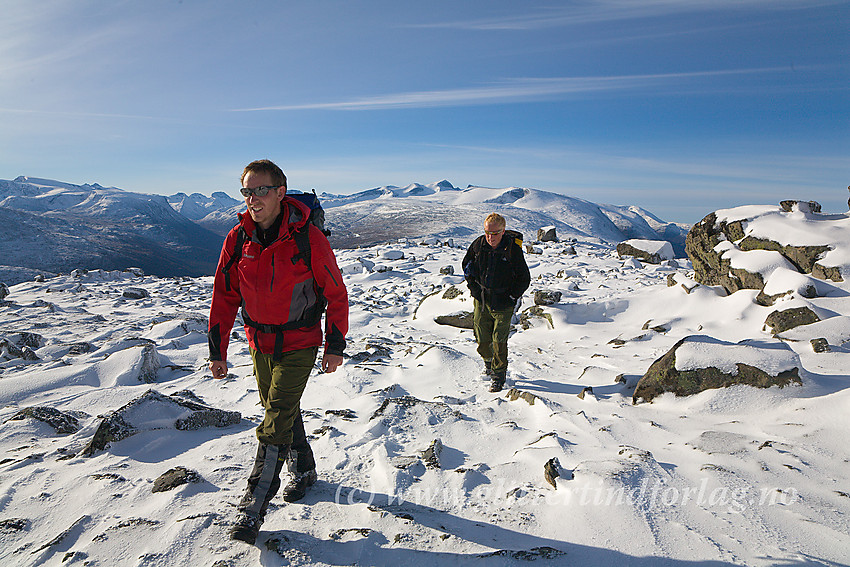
208,197,348,362
462,230,531,311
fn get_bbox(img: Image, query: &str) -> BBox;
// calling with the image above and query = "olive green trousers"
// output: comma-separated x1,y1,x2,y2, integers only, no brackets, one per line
473,298,514,374
251,346,319,446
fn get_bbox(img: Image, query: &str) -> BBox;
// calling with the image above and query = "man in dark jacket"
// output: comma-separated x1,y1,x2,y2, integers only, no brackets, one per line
462,213,530,392
208,159,348,544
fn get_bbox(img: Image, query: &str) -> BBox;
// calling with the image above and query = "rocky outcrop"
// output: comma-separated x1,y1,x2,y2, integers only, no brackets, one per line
80,390,241,457
633,335,802,404
685,203,844,296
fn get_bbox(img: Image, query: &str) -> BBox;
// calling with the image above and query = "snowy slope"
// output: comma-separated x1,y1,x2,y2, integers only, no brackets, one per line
0,204,848,566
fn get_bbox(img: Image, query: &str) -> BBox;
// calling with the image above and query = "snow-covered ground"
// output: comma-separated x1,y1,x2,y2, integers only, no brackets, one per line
1,228,848,566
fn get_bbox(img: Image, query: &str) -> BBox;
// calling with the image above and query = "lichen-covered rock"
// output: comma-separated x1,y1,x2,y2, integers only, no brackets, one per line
533,290,562,306
152,466,202,493
439,265,455,275
441,285,462,300
764,306,820,335
7,407,83,434
519,306,554,330
686,205,846,295
633,335,802,404
537,226,558,242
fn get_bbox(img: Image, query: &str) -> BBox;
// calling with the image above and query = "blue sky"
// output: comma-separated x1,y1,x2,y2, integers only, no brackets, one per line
1,0,847,223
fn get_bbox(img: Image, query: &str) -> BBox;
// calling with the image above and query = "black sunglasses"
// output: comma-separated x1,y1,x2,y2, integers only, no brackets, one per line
240,185,281,198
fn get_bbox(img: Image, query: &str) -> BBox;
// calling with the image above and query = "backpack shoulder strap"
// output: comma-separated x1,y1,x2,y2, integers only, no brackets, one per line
291,223,312,269
221,226,248,291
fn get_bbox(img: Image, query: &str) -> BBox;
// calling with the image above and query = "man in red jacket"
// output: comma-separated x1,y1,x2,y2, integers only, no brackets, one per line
208,159,348,544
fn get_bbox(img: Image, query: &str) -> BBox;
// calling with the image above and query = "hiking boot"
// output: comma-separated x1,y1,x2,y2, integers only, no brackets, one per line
282,469,317,502
229,513,262,544
489,371,506,393
483,359,494,380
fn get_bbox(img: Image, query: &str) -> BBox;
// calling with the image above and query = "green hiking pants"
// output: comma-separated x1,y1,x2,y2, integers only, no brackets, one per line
251,346,319,446
473,298,514,374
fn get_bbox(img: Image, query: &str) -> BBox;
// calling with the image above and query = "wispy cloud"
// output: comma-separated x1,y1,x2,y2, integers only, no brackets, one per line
233,67,798,112
409,0,841,31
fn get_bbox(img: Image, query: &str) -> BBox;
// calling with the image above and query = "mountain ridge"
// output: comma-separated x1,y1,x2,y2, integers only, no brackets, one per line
1,177,689,280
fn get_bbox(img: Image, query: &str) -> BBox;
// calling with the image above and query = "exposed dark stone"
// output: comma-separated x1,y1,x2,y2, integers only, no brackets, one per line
764,306,820,334
67,342,94,355
633,336,802,404
810,338,830,353
152,466,202,493
441,285,462,299
519,306,554,330
686,213,745,292
780,200,821,213
577,386,594,400
479,547,566,560
533,290,562,306
544,457,560,488
369,395,461,421
812,262,843,282
137,343,160,383
122,287,149,299
505,388,539,406
434,312,474,329
739,237,830,274
0,517,28,532
0,283,9,300
329,528,373,540
80,413,136,457
7,406,81,434
421,438,443,469
616,242,665,264
325,409,357,420
439,265,455,275
537,227,558,242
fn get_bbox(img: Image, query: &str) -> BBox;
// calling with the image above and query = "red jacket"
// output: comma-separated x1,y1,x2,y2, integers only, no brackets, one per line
208,197,348,362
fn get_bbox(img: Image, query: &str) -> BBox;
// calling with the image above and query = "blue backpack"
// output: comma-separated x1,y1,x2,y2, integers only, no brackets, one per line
287,189,330,236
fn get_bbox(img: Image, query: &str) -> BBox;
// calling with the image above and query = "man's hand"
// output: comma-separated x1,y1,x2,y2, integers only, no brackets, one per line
321,353,343,373
209,360,228,379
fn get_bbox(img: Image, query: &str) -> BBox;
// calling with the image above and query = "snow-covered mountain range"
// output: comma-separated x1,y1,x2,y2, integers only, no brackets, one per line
0,177,223,279
1,177,688,282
